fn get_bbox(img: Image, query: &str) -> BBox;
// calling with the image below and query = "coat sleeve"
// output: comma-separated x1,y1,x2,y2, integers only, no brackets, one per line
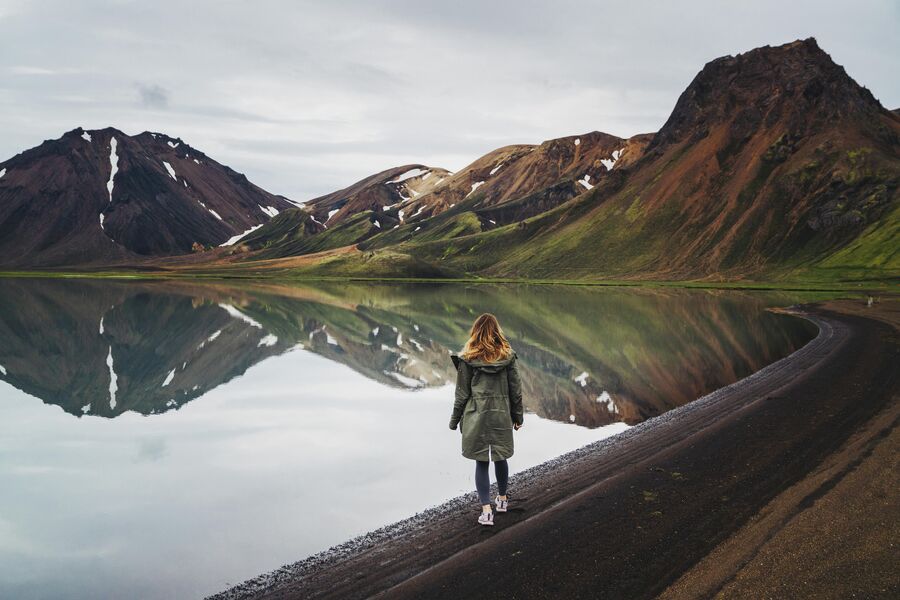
449,360,472,430
507,354,524,426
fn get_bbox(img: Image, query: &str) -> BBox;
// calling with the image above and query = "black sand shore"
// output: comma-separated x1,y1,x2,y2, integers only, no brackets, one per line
209,300,899,600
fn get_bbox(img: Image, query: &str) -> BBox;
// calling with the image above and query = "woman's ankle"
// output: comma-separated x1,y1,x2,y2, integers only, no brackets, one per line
499,494,507,500
482,504,492,513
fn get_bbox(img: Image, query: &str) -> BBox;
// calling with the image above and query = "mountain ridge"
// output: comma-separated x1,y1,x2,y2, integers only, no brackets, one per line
0,127,295,267
1,38,896,282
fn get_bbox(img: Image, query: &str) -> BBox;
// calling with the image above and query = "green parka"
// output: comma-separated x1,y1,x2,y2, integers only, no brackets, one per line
449,351,524,461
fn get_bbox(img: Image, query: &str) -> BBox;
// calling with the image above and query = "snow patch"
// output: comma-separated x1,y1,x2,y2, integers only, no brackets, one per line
578,175,593,190
167,141,180,149
386,168,428,184
398,209,405,222
465,181,485,198
208,208,223,221
596,391,619,414
162,160,177,180
99,316,105,335
574,371,589,387
0,168,6,179
207,330,222,343
373,220,381,228
259,205,279,218
384,370,425,388
106,137,119,201
258,334,278,347
0,364,6,376
414,226,421,232
601,148,624,171
326,208,339,223
218,303,263,328
219,224,263,246
489,163,503,175
574,138,581,146
162,369,175,387
372,327,380,336
81,132,92,142
106,346,118,409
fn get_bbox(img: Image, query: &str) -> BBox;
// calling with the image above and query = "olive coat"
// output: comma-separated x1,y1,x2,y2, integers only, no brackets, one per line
449,351,524,461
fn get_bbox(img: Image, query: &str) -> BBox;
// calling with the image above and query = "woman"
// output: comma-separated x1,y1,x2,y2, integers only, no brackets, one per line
449,313,524,526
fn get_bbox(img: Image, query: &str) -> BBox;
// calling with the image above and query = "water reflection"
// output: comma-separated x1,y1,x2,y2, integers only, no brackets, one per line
0,278,816,427
0,278,818,599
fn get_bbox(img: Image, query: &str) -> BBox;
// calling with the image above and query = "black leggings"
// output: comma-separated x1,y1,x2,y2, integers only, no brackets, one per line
475,459,509,506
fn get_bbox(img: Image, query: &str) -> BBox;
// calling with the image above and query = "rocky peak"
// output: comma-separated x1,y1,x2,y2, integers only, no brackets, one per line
648,38,886,153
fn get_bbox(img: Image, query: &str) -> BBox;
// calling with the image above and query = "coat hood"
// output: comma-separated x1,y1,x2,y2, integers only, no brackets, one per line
451,351,517,373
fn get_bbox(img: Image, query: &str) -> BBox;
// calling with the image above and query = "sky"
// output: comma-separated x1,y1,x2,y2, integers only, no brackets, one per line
1,0,898,201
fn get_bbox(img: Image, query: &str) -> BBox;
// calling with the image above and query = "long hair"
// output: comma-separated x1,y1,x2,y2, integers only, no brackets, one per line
461,313,512,362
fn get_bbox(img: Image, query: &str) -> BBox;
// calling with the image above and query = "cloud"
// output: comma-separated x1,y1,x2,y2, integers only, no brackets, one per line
136,83,169,110
9,65,82,75
0,0,897,202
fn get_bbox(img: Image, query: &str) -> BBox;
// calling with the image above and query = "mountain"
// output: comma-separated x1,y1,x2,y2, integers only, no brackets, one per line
228,38,896,283
2,39,896,282
305,164,452,227
0,127,295,267
235,164,451,259
238,130,652,260
395,131,651,222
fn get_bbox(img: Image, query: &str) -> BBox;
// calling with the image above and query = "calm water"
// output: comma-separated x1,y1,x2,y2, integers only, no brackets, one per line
0,278,817,599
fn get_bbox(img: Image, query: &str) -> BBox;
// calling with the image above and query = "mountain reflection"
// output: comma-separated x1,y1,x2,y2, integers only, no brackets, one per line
0,278,816,427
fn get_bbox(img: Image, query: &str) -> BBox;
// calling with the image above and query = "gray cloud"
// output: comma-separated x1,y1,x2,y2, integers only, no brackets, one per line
136,83,169,109
0,0,897,202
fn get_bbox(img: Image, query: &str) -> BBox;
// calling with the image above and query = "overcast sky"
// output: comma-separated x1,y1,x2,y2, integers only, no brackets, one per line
1,0,897,200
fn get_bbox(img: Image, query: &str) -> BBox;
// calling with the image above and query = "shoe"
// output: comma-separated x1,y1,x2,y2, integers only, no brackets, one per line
495,495,509,512
478,511,494,526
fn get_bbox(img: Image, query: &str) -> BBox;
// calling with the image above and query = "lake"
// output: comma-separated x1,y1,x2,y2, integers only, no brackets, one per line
0,278,817,599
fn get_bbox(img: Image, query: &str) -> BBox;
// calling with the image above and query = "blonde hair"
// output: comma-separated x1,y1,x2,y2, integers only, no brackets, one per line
461,313,512,362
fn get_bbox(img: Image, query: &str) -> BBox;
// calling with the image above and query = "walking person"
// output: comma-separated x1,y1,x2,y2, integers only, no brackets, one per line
449,313,524,526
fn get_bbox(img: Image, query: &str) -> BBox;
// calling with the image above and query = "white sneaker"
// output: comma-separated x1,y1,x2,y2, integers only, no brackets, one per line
478,511,494,526
495,495,509,513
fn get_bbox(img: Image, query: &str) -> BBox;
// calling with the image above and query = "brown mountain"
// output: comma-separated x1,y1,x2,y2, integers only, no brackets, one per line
237,130,652,259
235,38,895,282
398,131,652,223
473,36,900,280
0,127,295,267
305,163,452,227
